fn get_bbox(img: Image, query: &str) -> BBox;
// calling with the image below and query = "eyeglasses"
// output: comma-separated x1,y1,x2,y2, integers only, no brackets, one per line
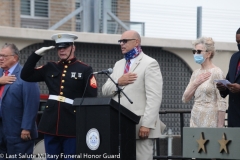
192,50,207,54
118,39,136,44
0,54,14,58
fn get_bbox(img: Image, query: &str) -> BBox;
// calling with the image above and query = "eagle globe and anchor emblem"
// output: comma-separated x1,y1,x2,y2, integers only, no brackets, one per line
86,128,100,150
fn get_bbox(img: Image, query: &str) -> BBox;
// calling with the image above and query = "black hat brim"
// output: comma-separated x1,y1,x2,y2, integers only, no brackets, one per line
56,42,73,48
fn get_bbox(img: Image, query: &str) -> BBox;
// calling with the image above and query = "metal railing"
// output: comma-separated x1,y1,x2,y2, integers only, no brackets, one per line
153,109,191,159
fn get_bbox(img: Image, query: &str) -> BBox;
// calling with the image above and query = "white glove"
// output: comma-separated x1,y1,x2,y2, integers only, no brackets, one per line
35,46,55,56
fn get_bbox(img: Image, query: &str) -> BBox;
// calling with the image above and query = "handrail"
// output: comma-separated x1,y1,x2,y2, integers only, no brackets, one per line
159,109,191,150
159,109,191,114
157,109,191,159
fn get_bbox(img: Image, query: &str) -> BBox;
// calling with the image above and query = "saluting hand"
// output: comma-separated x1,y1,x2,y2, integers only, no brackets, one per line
193,72,211,87
35,46,55,56
118,73,137,86
0,74,16,85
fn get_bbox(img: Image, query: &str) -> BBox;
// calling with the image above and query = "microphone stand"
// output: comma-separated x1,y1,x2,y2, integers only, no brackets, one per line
105,73,132,160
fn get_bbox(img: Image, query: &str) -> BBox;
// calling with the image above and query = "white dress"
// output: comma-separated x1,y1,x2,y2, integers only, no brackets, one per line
182,67,228,127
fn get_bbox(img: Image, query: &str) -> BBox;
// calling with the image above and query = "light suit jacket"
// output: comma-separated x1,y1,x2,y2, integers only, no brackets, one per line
102,52,163,139
1,63,40,144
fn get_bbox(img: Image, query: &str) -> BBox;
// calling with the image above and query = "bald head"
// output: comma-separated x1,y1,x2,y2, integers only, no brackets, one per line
122,30,141,45
119,30,141,54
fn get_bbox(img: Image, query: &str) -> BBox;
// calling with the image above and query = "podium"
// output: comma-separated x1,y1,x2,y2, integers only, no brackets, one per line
73,97,140,160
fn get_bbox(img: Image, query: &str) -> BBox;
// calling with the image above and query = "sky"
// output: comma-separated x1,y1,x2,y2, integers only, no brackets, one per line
130,0,240,42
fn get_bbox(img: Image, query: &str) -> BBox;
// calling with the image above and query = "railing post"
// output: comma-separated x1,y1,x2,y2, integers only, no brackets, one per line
180,112,184,155
156,138,160,156
168,129,173,156
102,0,108,33
157,109,192,159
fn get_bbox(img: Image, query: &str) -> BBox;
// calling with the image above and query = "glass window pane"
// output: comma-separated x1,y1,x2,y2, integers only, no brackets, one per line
75,0,81,19
35,0,48,17
21,0,31,16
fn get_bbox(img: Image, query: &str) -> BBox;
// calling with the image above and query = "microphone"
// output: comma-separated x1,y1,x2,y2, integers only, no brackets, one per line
93,68,113,75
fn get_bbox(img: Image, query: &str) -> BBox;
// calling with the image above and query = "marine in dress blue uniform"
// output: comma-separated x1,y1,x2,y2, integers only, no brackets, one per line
21,33,98,160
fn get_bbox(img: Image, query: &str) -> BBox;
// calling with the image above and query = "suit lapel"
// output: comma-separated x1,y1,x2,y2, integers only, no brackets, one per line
118,59,126,75
129,52,144,72
120,52,144,91
0,69,6,99
0,69,3,77
234,53,240,81
2,64,20,98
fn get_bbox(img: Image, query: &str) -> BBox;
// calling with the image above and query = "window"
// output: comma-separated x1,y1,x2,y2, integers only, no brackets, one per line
21,0,48,18
75,0,81,31
21,0,49,29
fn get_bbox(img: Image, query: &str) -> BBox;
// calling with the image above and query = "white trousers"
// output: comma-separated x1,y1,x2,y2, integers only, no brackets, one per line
136,139,154,160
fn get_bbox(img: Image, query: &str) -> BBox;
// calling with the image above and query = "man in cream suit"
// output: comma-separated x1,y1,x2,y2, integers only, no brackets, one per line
102,30,163,160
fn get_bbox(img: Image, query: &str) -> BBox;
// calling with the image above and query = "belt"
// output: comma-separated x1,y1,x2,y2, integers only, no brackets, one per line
48,95,74,105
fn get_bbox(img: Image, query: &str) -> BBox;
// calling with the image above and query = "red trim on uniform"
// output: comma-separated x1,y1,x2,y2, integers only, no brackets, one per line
56,101,61,135
38,130,76,138
58,57,77,65
40,94,49,100
77,60,89,66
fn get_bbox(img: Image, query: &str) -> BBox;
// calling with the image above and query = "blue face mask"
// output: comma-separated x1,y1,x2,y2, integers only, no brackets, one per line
194,54,205,64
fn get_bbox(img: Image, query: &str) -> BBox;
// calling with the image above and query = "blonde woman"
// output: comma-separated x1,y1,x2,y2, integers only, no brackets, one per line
182,37,227,127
